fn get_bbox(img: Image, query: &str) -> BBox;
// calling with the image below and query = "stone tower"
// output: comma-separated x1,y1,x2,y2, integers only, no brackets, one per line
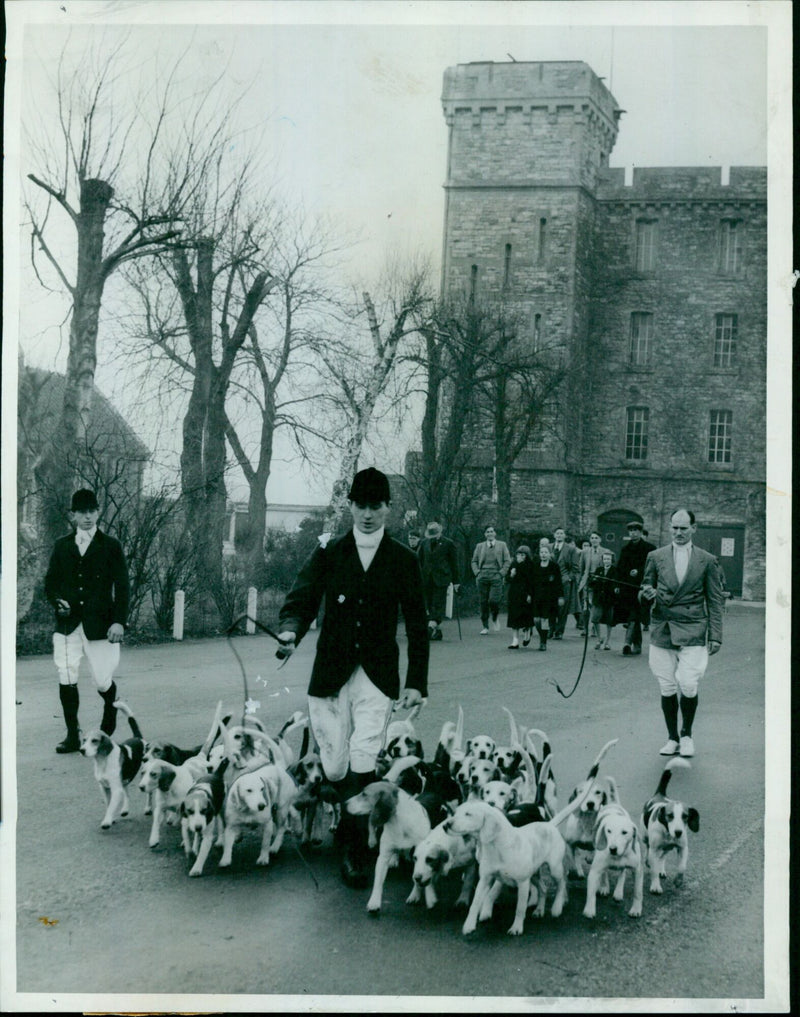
440,61,622,525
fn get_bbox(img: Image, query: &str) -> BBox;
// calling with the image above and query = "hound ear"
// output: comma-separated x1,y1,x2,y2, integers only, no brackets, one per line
96,734,113,757
687,807,700,832
482,806,503,838
465,738,474,756
413,739,424,759
429,846,448,873
594,823,608,852
568,787,578,802
508,784,518,807
160,771,178,793
371,786,398,828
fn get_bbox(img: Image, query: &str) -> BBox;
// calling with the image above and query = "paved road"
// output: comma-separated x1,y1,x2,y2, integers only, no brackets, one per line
6,604,785,1012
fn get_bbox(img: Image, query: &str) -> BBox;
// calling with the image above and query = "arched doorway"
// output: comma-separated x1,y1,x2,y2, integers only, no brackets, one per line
597,508,643,559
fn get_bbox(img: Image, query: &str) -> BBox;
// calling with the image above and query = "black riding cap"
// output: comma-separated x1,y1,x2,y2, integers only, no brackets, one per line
348,467,391,504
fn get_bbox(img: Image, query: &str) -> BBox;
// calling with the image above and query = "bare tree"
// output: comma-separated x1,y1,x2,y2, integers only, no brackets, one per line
482,336,569,538
405,296,508,528
403,295,571,545
222,214,347,582
318,265,431,534
24,37,193,550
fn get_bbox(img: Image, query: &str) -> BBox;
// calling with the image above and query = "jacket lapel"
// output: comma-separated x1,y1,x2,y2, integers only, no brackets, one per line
677,546,703,592
660,546,680,590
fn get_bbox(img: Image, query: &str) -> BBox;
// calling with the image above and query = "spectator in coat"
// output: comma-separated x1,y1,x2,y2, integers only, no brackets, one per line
417,520,460,641
640,508,724,758
505,545,535,648
550,528,582,639
589,550,619,650
407,530,421,552
471,525,512,634
277,467,429,887
616,520,656,656
530,542,564,651
44,488,130,753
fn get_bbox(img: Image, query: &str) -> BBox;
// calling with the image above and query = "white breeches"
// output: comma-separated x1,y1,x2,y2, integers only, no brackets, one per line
648,643,708,698
308,666,393,780
53,624,119,692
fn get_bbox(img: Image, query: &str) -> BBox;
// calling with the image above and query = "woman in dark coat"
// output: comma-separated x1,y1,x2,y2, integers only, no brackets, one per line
589,550,620,650
530,542,564,651
505,545,535,648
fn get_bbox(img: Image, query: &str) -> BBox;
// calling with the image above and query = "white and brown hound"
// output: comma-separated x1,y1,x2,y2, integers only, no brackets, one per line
582,801,644,919
181,757,230,876
641,757,699,894
407,819,478,910
79,700,145,829
558,738,619,877
444,774,596,937
345,780,432,914
219,761,299,868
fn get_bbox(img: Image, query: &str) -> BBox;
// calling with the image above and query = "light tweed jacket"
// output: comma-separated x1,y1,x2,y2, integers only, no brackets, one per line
641,543,724,648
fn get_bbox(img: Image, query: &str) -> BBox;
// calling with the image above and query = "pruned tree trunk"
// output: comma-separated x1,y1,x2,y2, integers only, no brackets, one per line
173,240,276,610
33,178,114,547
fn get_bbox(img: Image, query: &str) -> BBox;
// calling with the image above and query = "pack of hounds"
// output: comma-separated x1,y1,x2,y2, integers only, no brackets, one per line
78,699,699,936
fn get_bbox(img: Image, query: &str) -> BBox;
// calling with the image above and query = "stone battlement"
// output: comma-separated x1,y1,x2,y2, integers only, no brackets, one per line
597,165,766,200
442,61,620,131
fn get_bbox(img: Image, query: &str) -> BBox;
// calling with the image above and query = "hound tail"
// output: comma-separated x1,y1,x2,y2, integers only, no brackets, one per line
200,701,224,758
583,738,619,783
113,700,142,741
502,706,522,750
384,756,423,784
525,729,553,765
550,755,606,827
655,756,691,796
277,710,309,740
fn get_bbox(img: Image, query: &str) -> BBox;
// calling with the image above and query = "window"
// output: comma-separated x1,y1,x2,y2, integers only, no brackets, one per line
625,407,649,460
629,312,654,366
718,219,742,274
531,312,542,351
538,218,547,261
708,410,732,464
713,314,737,367
635,219,657,272
503,244,511,290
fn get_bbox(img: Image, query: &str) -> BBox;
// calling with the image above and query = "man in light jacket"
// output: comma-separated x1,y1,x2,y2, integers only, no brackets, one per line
471,525,511,633
640,508,724,759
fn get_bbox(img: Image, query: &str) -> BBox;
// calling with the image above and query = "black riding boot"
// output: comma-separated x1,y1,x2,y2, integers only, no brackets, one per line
98,681,118,736
334,770,376,888
56,684,81,753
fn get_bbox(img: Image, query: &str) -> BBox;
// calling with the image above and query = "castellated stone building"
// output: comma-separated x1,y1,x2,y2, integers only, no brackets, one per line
438,60,765,599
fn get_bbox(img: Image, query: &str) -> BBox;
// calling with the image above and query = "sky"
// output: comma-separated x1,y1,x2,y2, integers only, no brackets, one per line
4,1,785,506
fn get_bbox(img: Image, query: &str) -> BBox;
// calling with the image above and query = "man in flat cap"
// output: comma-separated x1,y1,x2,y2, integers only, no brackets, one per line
616,520,656,656
44,488,130,753
277,467,429,886
417,520,460,641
